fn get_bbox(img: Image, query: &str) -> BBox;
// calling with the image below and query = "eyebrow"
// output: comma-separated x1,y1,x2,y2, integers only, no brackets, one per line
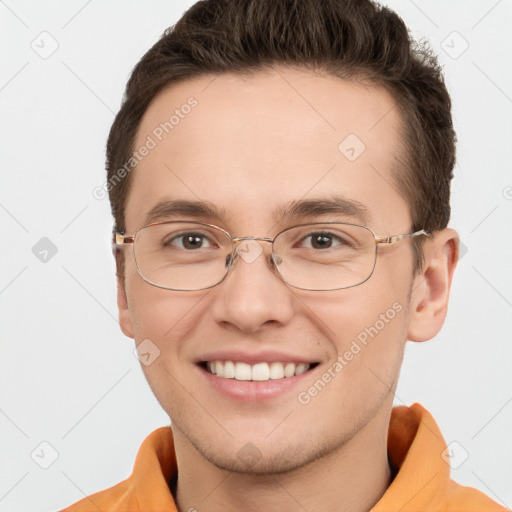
144,199,223,225
143,196,369,227
273,196,369,225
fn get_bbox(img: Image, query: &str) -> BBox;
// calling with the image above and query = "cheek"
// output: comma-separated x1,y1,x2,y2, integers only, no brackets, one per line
305,264,411,382
128,282,208,343
125,277,210,413
294,289,408,424
123,251,200,338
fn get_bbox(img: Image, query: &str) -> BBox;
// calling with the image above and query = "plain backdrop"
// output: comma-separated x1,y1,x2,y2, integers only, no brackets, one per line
1,1,511,510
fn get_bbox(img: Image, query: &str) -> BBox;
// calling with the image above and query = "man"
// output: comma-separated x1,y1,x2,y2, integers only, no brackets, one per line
63,0,507,510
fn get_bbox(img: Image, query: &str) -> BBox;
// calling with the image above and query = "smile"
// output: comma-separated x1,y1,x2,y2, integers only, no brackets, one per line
203,360,318,381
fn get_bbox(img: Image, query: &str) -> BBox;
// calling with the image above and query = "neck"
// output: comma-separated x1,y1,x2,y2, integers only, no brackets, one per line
172,404,393,512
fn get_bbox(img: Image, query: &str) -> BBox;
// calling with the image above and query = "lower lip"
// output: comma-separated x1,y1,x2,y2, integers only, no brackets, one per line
198,364,316,402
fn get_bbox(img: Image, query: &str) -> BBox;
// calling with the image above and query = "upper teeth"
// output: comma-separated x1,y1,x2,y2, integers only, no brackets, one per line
206,361,311,381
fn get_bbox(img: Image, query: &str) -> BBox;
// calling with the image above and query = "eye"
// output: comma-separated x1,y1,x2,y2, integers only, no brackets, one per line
165,232,215,250
300,231,350,250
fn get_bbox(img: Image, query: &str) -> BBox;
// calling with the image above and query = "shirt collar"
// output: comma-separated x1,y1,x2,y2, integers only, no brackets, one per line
128,403,495,511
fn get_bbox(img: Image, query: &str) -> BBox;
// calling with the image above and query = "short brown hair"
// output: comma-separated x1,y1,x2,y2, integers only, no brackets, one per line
107,0,456,275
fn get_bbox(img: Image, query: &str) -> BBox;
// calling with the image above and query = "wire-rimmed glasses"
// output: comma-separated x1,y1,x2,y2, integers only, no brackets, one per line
113,221,430,291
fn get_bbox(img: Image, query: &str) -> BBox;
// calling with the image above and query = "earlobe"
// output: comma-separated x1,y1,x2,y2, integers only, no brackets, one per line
407,228,459,342
117,275,135,339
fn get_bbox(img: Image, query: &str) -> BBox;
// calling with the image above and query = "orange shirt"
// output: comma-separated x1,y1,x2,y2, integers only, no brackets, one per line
61,403,507,511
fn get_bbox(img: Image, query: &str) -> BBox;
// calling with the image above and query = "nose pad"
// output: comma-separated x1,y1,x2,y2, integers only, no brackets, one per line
267,253,278,270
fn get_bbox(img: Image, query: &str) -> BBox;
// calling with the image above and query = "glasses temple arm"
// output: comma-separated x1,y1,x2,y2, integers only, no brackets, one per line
375,229,432,245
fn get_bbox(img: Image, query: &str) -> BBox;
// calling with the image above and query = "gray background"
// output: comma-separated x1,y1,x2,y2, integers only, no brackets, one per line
1,1,511,510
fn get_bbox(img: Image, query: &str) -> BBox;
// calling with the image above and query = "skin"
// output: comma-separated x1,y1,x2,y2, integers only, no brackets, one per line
117,66,459,512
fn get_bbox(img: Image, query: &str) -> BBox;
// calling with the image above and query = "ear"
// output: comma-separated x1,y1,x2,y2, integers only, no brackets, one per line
117,274,135,339
407,228,459,342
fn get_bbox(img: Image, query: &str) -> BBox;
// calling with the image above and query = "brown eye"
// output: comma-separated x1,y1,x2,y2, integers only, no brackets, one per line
165,232,213,250
301,232,349,250
310,234,333,249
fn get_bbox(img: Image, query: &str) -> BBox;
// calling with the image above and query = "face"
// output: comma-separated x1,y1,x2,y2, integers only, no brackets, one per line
119,67,421,474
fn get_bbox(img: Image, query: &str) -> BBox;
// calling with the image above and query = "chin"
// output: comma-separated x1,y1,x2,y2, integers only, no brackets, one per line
186,425,343,476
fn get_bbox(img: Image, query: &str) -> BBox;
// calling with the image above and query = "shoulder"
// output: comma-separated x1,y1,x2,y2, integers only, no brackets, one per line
435,479,509,511
59,427,176,512
60,477,139,511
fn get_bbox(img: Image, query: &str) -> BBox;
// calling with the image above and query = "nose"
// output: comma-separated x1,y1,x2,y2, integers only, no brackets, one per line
211,239,296,334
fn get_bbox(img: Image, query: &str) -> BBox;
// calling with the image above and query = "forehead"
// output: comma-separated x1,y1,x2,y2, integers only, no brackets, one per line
126,67,409,232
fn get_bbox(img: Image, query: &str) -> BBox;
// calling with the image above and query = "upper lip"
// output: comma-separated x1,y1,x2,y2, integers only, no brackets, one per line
197,350,318,365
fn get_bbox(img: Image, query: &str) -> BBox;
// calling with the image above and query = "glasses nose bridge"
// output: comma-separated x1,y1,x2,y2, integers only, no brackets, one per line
228,236,278,271
231,236,275,258
232,235,274,246
231,236,275,260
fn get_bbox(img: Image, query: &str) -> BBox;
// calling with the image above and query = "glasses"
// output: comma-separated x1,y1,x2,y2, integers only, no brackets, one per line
113,221,430,291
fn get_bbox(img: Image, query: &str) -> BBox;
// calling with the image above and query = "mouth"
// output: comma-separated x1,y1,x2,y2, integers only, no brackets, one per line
200,360,320,382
